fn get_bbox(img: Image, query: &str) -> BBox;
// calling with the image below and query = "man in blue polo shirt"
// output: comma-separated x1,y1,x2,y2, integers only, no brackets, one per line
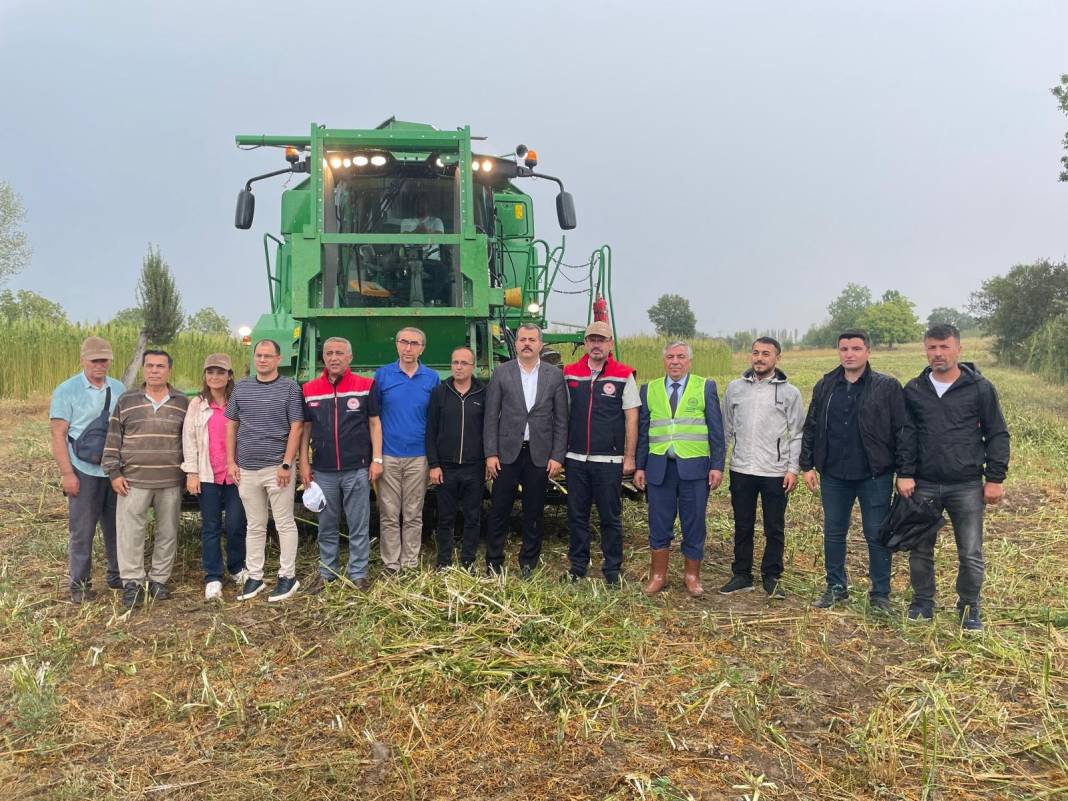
373,327,440,572
49,336,127,603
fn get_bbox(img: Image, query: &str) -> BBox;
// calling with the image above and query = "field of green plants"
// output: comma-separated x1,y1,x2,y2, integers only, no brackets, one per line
0,322,246,398
0,340,1064,800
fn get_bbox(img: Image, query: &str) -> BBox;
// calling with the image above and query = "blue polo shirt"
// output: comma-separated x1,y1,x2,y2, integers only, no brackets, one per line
373,361,440,457
49,371,126,477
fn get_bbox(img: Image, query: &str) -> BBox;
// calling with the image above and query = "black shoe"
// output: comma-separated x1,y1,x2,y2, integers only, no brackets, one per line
869,595,893,615
147,581,169,600
519,565,534,580
237,578,266,601
907,601,934,623
121,581,145,609
560,571,583,584
268,576,300,602
106,575,123,590
486,563,503,577
70,585,96,604
762,577,786,599
603,574,621,589
958,603,983,632
814,586,849,609
719,575,754,595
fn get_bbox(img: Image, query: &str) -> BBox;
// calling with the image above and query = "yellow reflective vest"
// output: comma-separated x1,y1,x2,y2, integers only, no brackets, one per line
647,376,710,459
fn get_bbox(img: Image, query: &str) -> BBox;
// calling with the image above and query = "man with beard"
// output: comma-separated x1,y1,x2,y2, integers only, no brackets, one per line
720,337,805,598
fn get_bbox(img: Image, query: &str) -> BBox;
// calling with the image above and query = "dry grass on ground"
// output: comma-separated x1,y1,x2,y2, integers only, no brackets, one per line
0,343,1065,800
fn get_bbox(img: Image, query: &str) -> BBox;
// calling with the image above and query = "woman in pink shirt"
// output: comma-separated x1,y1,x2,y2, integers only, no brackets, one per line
182,353,247,599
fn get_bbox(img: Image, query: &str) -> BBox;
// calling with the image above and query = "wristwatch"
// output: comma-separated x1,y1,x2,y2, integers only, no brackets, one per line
281,462,292,470
373,457,384,465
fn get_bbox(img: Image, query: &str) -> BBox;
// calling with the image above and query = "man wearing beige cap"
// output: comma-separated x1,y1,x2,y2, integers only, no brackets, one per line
49,336,127,603
562,322,639,586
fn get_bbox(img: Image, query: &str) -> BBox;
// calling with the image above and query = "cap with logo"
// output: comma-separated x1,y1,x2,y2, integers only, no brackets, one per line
584,321,613,339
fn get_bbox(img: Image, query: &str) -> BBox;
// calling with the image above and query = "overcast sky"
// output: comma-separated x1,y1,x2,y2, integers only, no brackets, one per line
2,0,1066,337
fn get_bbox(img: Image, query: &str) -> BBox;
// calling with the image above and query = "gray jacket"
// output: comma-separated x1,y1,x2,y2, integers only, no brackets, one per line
723,368,804,477
483,359,568,467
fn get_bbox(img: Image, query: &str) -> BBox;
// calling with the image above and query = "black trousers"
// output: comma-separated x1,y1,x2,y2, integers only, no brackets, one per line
486,444,550,570
435,462,484,567
729,470,787,580
566,458,624,579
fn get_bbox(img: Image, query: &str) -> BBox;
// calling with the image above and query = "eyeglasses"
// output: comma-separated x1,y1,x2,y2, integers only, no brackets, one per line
397,339,425,348
450,360,473,367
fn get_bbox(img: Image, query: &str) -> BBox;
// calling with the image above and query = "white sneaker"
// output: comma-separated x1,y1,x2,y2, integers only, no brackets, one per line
205,581,223,600
231,569,248,585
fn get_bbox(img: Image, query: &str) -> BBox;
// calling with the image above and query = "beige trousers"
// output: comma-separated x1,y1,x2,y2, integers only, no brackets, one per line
378,456,428,569
116,485,182,584
237,465,298,580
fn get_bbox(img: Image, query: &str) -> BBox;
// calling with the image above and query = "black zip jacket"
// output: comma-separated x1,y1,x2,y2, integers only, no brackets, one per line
799,364,910,478
425,377,486,468
900,363,1010,483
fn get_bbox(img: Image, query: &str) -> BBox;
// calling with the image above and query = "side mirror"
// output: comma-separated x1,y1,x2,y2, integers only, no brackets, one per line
556,191,577,230
235,189,255,230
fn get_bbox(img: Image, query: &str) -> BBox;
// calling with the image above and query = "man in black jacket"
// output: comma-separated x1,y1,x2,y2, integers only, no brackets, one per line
426,346,486,569
897,324,1010,631
800,329,911,613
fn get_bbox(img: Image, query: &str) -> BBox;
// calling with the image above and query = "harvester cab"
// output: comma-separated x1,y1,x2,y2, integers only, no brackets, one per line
233,119,616,379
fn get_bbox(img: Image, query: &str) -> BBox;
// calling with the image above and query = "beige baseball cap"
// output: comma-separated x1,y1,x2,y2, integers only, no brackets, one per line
584,321,613,339
80,336,114,360
203,353,233,371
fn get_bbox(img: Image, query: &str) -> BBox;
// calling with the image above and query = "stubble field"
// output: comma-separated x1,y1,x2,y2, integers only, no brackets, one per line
0,341,1065,800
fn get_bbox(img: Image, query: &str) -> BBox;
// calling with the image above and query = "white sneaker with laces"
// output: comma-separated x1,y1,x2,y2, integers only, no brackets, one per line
231,569,248,586
205,580,223,600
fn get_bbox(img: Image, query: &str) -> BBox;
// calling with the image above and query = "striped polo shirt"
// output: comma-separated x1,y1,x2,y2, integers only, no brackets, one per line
225,375,304,470
101,387,189,488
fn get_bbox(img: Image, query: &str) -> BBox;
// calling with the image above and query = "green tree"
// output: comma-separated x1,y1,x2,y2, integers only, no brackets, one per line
121,245,184,387
970,260,1068,363
858,290,922,349
927,306,978,331
186,306,231,336
0,289,67,325
647,294,696,338
1053,74,1068,181
110,306,145,328
0,181,32,285
826,283,872,331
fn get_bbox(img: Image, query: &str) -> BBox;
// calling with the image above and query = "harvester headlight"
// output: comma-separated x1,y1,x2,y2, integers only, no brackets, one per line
370,155,387,167
330,156,342,169
237,325,252,337
471,160,480,171
342,158,352,168
353,155,369,167
481,159,493,173
435,157,444,168
527,302,541,315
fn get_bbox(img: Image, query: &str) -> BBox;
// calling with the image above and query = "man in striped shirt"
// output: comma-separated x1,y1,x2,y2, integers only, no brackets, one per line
102,350,189,609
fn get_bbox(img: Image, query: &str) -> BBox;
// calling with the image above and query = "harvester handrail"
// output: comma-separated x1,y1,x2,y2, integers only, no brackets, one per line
263,233,283,311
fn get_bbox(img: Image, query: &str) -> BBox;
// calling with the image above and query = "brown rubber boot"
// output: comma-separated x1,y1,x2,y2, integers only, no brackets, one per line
643,549,670,596
683,558,705,597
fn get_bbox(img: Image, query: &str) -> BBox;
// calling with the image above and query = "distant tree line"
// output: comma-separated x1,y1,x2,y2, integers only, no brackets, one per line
801,284,925,349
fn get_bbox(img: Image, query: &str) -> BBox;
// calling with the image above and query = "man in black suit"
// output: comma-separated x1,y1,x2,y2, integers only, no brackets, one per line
483,324,568,577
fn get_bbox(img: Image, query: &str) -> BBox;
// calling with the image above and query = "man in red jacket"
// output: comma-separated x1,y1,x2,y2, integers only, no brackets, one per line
562,322,639,587
300,337,383,592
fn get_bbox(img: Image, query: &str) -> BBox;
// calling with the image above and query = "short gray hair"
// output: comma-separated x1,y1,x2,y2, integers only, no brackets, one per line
516,323,543,341
322,336,352,355
396,326,427,345
663,341,693,359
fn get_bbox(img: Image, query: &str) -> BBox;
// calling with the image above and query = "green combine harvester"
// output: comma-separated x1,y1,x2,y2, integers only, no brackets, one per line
233,118,617,376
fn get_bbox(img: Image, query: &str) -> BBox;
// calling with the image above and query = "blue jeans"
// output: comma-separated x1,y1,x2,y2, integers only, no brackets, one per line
566,459,624,580
820,473,893,598
316,468,371,581
908,480,985,606
198,482,247,584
